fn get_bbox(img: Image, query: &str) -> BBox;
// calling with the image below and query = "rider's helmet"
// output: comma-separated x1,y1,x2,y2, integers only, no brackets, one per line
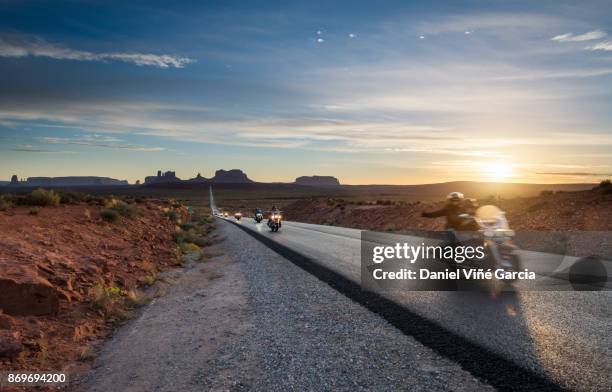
464,198,479,209
446,192,464,204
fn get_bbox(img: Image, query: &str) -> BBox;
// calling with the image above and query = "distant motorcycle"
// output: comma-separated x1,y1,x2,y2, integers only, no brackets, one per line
254,209,264,223
267,211,282,232
234,212,242,221
454,205,521,281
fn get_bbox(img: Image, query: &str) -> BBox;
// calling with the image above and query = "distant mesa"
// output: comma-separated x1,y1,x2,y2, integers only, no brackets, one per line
295,175,340,186
143,169,253,185
211,169,253,183
187,173,209,183
144,170,181,185
4,175,127,187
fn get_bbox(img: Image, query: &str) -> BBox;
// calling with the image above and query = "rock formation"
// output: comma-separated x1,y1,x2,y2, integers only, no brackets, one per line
295,175,340,186
211,169,253,183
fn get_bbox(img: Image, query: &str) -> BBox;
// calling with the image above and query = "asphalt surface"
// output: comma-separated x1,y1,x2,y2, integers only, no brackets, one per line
222,215,612,391
75,218,493,392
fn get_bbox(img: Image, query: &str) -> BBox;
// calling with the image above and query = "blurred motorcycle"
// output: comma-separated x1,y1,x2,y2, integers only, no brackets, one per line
234,212,242,221
254,209,264,223
455,205,522,281
268,211,282,232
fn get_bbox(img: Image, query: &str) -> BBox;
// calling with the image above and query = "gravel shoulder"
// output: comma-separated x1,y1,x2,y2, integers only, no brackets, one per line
74,219,493,391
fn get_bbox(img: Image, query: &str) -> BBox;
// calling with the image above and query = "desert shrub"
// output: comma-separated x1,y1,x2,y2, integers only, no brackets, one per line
29,208,40,215
527,201,548,213
100,209,120,222
79,347,96,361
124,289,148,308
90,284,125,311
179,242,201,254
26,188,60,206
383,223,397,231
163,210,178,221
540,190,554,196
59,191,89,204
174,229,201,244
111,201,139,218
142,275,156,286
599,179,611,188
179,222,199,232
0,195,11,211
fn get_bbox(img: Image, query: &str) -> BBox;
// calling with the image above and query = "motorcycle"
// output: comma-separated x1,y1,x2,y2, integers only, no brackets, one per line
267,211,282,232
254,209,264,223
234,212,242,221
454,205,522,282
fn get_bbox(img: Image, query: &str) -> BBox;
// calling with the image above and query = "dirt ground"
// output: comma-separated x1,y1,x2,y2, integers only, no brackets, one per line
0,200,185,375
282,188,612,232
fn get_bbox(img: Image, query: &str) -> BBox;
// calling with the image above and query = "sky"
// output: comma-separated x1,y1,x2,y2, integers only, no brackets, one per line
1,0,611,185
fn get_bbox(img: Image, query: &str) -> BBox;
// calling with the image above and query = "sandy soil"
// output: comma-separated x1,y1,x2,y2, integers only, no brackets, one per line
283,188,612,232
0,200,184,375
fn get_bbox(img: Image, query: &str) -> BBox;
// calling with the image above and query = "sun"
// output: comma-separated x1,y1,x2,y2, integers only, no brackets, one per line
484,162,513,181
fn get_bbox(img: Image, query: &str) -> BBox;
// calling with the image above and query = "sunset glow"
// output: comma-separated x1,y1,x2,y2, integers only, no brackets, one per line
0,1,610,184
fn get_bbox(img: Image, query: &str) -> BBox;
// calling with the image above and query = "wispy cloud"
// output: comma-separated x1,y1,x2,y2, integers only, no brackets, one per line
587,41,612,51
552,30,607,42
11,144,74,154
0,34,195,68
536,172,612,177
40,135,165,152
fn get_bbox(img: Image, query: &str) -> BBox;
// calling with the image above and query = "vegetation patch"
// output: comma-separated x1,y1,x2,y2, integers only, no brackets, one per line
100,209,120,223
0,195,12,211
22,188,61,206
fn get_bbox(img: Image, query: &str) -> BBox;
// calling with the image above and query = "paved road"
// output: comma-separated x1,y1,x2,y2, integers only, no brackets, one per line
75,219,493,391
221,214,611,391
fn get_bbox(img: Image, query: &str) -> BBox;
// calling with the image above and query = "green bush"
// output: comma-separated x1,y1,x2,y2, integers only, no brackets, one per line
173,229,201,244
0,195,11,211
111,201,139,218
26,188,60,206
100,209,120,222
179,222,199,232
527,201,548,213
59,191,89,204
163,210,178,221
179,242,201,254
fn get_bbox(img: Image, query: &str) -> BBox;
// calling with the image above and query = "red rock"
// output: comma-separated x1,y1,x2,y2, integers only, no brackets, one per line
0,313,15,330
0,331,22,360
0,266,59,316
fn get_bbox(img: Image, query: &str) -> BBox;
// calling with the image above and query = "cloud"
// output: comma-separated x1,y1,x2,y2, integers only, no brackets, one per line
587,41,612,51
40,135,165,152
551,30,607,42
11,144,74,154
0,35,195,68
536,172,612,176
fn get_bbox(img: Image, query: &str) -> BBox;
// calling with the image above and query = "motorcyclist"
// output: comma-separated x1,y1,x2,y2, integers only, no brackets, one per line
268,205,280,219
421,192,477,231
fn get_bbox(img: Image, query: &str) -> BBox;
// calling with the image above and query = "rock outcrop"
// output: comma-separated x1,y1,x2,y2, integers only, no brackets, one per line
0,330,22,360
211,169,253,183
0,265,59,316
295,175,340,186
20,176,128,187
144,170,181,184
